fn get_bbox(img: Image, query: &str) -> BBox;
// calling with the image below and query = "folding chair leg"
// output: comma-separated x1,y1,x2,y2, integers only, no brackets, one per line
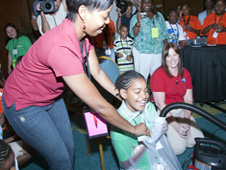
98,138,105,170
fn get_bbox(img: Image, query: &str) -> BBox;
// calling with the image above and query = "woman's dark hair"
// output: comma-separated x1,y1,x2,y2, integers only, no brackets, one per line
115,70,145,98
0,139,13,167
4,23,21,41
162,42,184,78
66,0,113,21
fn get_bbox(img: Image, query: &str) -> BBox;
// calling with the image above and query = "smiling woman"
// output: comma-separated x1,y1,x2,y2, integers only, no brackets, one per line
150,42,204,155
4,23,32,74
2,0,150,169
129,0,169,81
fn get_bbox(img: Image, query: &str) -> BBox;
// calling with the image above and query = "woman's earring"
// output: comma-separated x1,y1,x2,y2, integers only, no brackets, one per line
83,20,86,30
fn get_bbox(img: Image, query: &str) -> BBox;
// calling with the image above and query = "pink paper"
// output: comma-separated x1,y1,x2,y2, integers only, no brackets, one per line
84,111,108,138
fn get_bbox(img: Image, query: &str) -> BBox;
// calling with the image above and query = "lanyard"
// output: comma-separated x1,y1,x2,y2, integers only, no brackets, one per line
119,37,129,54
183,16,190,26
215,13,225,25
78,38,90,79
78,38,91,111
169,23,179,43
151,17,155,27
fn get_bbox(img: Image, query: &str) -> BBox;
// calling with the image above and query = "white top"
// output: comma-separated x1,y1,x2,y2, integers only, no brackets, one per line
37,3,67,35
165,21,184,44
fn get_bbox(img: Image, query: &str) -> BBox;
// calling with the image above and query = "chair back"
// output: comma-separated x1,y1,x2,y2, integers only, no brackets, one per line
92,56,120,101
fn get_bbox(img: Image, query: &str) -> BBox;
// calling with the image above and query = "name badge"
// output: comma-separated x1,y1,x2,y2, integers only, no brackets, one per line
105,47,111,55
13,49,18,55
212,31,218,38
152,28,159,38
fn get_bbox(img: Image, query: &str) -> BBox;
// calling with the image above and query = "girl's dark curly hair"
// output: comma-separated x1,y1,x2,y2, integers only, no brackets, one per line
0,139,13,167
115,70,145,98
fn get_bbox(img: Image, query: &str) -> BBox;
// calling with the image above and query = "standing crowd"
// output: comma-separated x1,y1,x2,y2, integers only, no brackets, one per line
1,0,226,169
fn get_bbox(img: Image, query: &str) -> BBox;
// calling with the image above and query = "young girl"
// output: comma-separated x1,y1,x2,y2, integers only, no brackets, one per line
110,70,181,170
151,42,204,155
0,139,17,170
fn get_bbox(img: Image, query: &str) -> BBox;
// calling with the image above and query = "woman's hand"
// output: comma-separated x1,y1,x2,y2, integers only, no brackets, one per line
134,123,151,136
136,12,142,23
177,123,190,139
36,2,41,11
117,8,122,17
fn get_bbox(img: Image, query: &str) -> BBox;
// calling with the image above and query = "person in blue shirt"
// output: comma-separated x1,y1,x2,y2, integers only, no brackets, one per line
116,1,140,38
198,0,214,25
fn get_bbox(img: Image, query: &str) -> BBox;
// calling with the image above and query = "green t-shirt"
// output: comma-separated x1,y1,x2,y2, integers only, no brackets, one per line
6,35,32,68
110,102,157,170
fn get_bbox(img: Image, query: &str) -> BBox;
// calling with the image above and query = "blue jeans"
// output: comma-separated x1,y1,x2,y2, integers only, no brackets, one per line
2,97,74,170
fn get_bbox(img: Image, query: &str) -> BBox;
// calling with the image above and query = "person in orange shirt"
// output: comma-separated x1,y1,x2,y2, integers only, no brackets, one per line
94,19,116,61
180,2,202,40
201,0,226,45
0,66,5,127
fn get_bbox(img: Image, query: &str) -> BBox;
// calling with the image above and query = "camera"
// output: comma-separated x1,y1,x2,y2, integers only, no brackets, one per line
140,12,147,18
40,0,55,14
116,0,128,14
